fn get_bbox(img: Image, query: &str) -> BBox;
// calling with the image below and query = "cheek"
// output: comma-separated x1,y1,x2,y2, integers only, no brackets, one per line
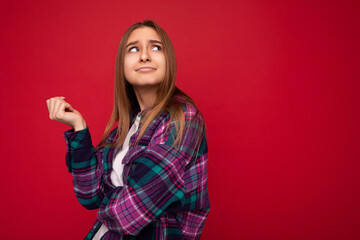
159,56,166,74
123,56,134,78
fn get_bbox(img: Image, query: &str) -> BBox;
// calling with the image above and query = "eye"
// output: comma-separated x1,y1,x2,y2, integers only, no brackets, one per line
152,45,162,51
129,47,138,53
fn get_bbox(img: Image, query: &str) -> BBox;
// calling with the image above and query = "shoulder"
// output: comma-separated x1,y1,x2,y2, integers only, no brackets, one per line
153,98,204,134
162,95,206,135
172,95,204,120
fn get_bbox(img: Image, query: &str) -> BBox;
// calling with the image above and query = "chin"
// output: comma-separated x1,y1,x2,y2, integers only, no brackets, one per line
134,79,163,86
129,80,159,88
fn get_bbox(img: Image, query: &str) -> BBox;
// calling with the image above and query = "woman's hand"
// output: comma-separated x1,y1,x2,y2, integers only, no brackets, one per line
46,96,87,131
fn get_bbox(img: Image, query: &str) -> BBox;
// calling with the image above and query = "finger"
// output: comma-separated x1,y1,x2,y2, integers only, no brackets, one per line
46,99,54,119
55,96,69,106
64,102,74,112
49,97,69,119
55,102,66,120
52,99,62,119
46,99,50,113
55,96,65,101
49,98,57,119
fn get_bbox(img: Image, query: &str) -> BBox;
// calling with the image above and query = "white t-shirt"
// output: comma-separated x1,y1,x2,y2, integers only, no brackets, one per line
93,114,141,240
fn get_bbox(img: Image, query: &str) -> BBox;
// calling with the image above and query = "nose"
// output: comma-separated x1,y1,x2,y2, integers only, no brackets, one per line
139,49,151,62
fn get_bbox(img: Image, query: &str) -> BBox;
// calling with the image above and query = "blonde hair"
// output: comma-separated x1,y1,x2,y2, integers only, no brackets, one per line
99,20,204,150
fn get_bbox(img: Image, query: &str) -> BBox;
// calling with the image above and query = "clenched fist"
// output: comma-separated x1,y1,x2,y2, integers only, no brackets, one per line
46,96,86,131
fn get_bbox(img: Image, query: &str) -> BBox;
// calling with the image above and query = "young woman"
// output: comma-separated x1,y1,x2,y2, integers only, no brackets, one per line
46,20,210,240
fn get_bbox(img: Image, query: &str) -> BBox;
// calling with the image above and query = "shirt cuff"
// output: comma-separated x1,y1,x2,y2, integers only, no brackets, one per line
63,126,92,150
63,127,93,172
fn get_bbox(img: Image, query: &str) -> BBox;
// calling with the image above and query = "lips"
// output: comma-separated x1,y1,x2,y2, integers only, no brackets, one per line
136,67,156,72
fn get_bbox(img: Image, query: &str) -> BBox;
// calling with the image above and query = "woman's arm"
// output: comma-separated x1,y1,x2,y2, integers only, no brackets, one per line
63,127,105,210
46,97,104,209
97,107,207,236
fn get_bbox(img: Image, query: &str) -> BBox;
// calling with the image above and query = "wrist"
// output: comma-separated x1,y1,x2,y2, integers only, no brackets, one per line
73,120,86,132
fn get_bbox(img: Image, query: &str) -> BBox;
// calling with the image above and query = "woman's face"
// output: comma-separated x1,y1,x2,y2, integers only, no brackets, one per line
124,27,166,89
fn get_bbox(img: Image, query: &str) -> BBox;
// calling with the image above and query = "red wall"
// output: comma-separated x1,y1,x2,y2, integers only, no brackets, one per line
1,0,359,239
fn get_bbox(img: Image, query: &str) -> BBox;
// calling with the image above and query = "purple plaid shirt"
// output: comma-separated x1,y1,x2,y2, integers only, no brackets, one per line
63,102,210,239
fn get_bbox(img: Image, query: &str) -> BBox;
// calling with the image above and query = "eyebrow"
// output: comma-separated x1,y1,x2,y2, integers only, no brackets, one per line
126,40,163,49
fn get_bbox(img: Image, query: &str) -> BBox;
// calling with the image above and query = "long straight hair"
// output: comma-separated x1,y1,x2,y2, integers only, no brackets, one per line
99,20,204,150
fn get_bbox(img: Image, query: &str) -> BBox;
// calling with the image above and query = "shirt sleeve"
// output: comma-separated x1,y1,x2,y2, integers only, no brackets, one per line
97,111,206,236
63,127,104,210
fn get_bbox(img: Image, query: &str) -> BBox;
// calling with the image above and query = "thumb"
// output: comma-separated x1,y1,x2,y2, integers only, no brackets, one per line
65,102,75,112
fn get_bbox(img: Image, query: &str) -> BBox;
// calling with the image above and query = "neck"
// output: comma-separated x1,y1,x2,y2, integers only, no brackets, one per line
133,85,158,111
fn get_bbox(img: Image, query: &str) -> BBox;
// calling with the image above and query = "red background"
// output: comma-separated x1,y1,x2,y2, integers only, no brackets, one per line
1,0,359,239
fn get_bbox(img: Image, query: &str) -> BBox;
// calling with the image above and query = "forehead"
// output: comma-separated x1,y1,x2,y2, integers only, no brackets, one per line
127,27,161,43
